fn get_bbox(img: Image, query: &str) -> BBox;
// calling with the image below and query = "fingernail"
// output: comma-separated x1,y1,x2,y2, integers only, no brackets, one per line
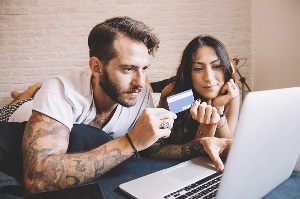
217,164,224,171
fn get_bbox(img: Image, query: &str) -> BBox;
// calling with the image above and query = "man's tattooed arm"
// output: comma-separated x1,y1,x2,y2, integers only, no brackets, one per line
22,111,131,194
142,139,207,161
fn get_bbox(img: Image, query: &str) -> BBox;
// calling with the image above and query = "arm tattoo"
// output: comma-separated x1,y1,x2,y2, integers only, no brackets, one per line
23,111,130,194
144,139,207,161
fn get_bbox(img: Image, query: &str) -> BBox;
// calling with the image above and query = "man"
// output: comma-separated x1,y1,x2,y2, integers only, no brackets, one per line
1,16,232,195
21,16,178,194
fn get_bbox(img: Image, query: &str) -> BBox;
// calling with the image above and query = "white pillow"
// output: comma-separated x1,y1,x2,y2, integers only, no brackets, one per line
8,100,33,122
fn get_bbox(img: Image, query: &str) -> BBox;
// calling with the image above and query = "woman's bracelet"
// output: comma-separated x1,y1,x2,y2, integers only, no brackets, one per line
125,133,140,162
216,116,227,130
219,112,226,118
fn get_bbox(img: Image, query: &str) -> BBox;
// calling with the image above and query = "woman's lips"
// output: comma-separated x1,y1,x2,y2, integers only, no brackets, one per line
202,85,215,89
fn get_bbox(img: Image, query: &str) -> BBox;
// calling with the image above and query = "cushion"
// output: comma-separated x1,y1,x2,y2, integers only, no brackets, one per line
0,122,27,184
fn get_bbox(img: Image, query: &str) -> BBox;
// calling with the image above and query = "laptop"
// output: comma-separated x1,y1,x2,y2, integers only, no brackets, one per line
294,155,300,172
119,87,300,199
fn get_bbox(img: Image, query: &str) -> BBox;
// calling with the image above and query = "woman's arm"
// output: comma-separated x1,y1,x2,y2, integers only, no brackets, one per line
157,83,174,109
211,79,240,139
143,83,234,171
141,138,206,160
143,83,205,160
215,95,240,138
142,137,232,172
181,79,240,139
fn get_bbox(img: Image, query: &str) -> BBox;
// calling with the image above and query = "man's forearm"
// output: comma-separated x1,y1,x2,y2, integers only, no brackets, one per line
22,112,133,194
39,142,129,191
24,136,132,194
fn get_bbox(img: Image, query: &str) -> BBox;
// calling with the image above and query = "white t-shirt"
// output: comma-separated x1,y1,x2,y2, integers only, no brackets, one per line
12,70,154,139
8,100,34,122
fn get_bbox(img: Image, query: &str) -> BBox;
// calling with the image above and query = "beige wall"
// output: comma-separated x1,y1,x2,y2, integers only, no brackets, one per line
0,0,251,107
252,0,300,91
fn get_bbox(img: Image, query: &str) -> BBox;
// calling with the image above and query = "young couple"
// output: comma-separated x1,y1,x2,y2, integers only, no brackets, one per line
0,16,239,195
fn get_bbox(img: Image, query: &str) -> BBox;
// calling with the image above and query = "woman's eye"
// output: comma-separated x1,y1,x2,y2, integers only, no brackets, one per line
194,67,203,71
212,65,222,69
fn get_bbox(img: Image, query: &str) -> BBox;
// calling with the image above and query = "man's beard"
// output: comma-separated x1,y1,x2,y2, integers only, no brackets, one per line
99,68,141,107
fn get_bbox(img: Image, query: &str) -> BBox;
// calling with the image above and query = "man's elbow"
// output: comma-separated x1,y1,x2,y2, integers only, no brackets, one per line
23,168,61,195
24,176,46,195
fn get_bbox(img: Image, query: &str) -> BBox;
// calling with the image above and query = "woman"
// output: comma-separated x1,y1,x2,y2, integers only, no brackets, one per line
143,35,240,161
0,82,42,122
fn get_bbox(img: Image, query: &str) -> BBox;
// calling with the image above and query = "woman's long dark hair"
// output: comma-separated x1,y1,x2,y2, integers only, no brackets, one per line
165,35,235,144
173,35,234,98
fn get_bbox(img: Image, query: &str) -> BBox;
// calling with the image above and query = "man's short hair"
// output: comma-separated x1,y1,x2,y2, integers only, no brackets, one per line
88,16,160,65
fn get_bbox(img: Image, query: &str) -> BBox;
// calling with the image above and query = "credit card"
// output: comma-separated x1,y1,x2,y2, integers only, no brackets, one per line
167,89,194,114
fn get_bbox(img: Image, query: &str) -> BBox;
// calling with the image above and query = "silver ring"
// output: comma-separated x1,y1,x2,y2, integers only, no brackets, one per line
161,120,170,129
231,85,236,89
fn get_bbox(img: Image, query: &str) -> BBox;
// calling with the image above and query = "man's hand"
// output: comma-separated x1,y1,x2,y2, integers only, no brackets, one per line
200,137,232,171
128,108,177,151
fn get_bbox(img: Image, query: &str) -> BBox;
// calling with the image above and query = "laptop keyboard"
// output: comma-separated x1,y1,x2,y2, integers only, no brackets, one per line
163,172,223,199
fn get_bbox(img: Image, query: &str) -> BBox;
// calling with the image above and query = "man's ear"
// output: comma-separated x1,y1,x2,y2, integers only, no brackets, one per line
89,57,103,78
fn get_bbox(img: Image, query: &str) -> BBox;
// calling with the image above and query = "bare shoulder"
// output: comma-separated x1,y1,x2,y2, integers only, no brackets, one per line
161,83,175,98
158,83,175,109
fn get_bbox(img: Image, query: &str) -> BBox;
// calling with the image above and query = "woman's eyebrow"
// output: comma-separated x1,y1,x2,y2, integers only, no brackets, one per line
193,59,220,65
193,61,204,65
210,59,220,64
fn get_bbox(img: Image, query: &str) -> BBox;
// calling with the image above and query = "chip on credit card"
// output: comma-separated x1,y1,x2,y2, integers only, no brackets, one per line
167,89,195,114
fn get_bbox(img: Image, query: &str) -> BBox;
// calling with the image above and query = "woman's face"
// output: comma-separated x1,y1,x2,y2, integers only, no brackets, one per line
191,45,225,100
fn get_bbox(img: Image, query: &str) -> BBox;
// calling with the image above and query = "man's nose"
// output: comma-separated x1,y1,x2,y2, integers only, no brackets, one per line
132,70,145,88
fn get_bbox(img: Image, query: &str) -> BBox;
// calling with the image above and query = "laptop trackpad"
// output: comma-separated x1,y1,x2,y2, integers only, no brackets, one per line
163,159,215,182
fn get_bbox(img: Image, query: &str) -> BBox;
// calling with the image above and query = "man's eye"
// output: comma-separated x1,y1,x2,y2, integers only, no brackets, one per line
142,66,149,72
123,67,133,72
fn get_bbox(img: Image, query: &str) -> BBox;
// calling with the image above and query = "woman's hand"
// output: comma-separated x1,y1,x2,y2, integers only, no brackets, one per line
190,101,220,125
190,100,220,137
212,79,239,109
200,137,232,171
9,82,42,105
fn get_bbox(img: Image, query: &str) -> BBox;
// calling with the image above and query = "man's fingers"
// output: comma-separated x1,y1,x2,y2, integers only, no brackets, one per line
159,128,172,138
152,108,177,120
159,118,174,130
